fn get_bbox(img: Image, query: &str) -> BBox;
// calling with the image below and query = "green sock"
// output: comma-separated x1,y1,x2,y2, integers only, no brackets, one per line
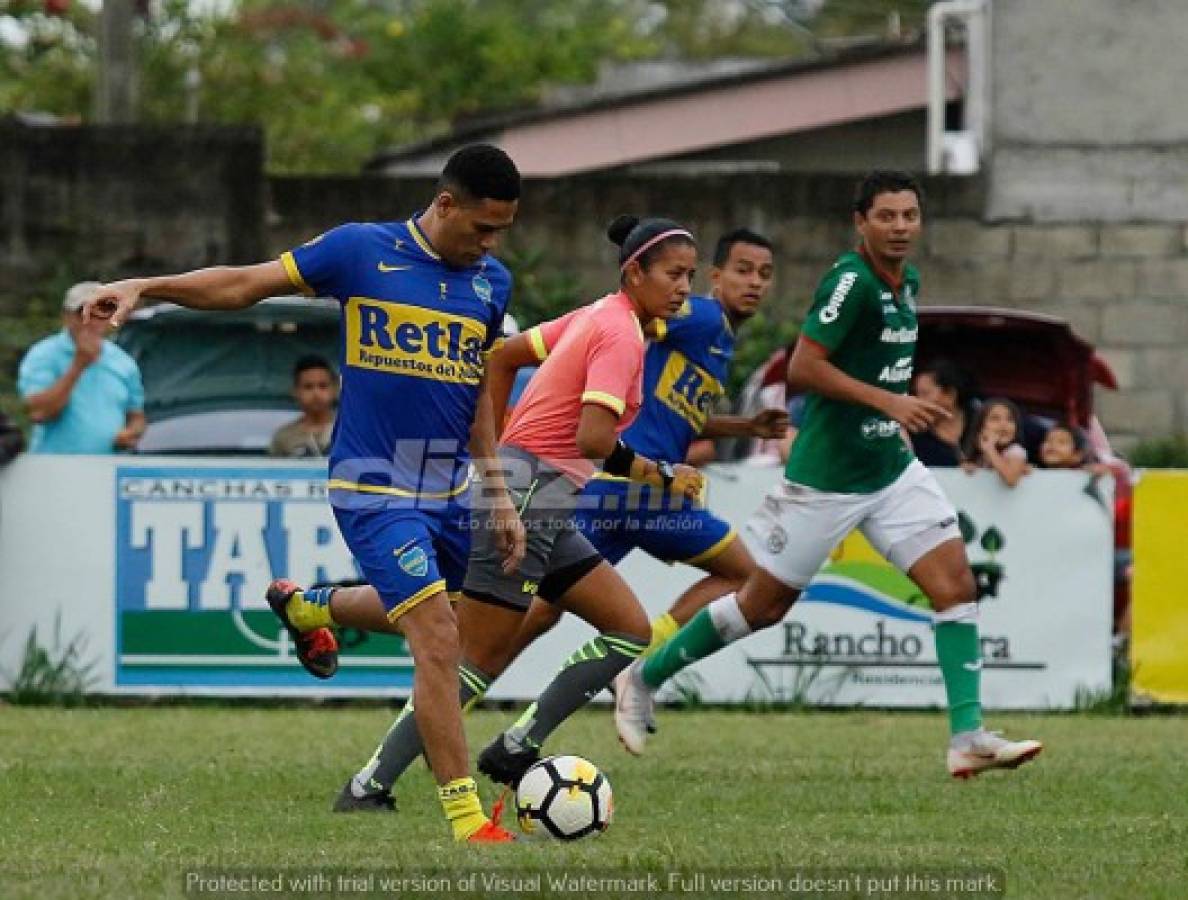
640,607,725,690
644,612,680,656
934,621,984,735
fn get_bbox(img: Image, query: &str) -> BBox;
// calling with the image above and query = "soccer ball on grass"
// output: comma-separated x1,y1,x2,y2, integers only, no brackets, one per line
514,755,613,840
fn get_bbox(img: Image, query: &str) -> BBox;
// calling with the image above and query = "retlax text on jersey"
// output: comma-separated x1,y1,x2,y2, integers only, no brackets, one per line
345,297,485,385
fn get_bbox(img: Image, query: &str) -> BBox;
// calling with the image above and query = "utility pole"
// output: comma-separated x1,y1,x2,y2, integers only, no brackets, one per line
95,0,138,124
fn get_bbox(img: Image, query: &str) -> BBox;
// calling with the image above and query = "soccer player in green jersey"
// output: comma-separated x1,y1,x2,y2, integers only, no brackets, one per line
614,171,1043,778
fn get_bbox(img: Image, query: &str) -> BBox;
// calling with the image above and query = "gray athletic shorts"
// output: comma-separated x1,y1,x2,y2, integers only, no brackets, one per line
463,446,603,611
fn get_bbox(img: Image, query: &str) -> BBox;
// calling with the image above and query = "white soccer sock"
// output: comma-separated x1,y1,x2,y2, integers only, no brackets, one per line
708,593,752,643
934,601,978,624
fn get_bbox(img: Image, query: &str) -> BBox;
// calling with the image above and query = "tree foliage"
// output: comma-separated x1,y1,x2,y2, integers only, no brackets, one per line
1,0,936,173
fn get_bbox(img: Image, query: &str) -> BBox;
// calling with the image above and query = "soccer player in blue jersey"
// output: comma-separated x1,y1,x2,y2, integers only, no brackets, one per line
84,144,526,843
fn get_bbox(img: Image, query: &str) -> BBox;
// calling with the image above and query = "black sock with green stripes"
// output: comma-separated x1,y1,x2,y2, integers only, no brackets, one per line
504,632,648,751
351,661,493,797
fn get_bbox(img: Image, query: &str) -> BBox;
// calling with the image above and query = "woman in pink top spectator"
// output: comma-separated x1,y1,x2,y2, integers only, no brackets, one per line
454,215,704,785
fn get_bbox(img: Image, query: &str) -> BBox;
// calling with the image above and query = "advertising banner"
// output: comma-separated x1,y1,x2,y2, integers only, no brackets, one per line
114,466,413,691
0,458,1114,706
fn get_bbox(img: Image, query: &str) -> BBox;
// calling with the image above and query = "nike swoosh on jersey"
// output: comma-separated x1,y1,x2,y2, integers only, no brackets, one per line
709,347,728,356
378,262,412,273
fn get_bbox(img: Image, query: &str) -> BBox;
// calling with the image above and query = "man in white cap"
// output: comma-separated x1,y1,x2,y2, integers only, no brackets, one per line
18,281,145,454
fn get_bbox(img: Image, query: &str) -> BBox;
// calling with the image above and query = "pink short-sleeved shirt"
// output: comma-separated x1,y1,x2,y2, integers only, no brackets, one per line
502,291,645,485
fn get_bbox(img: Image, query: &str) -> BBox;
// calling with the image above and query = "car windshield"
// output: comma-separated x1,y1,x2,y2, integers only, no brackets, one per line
116,297,340,455
137,409,303,455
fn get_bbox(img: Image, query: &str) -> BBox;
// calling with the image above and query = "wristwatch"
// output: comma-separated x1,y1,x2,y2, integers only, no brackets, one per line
655,460,676,490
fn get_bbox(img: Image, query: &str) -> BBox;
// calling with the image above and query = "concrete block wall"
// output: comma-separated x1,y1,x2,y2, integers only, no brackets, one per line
915,220,1188,450
0,121,265,309
989,0,1188,223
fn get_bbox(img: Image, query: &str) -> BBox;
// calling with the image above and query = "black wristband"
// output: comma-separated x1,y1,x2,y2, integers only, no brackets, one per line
603,440,636,476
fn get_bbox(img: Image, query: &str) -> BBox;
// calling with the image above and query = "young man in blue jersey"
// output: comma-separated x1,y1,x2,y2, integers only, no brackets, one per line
84,144,526,843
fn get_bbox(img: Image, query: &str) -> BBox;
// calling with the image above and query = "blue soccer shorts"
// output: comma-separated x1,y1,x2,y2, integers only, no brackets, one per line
573,477,736,567
331,491,472,621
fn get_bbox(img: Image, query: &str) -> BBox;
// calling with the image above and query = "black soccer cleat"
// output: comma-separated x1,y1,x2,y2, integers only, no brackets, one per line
477,735,541,787
265,579,339,680
332,780,396,813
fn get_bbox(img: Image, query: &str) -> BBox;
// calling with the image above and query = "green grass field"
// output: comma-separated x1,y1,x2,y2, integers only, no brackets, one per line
1,707,1185,899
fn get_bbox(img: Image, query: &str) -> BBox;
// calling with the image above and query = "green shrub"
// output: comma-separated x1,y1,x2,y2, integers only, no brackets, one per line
3,613,98,706
1129,434,1188,468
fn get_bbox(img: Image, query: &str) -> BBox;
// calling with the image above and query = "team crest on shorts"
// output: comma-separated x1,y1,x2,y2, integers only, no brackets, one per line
397,546,429,578
766,524,788,555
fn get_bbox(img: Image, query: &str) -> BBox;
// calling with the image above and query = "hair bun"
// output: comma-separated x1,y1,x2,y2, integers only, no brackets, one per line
606,214,640,247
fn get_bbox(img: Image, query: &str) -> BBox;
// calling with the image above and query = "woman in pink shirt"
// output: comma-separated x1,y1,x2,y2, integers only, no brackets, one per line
459,215,706,785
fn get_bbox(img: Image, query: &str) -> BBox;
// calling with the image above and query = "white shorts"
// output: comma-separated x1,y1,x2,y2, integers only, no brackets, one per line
744,460,962,589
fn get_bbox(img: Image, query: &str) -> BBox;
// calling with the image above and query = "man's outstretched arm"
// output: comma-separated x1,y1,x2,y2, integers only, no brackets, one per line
84,261,295,326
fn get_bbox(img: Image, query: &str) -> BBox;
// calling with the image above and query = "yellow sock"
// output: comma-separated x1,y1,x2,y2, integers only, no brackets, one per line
285,589,334,631
438,777,489,841
644,612,680,656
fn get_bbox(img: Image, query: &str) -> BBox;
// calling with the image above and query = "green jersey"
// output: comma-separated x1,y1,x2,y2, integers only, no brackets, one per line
784,250,918,494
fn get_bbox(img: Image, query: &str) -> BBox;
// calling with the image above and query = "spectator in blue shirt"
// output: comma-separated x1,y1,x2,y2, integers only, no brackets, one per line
18,282,146,454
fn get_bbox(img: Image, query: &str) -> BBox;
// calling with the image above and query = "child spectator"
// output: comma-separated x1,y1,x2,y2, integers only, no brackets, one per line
962,397,1029,487
1038,423,1111,475
269,355,337,458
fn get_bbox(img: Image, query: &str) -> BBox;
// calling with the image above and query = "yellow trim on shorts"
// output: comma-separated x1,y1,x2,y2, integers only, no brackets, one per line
280,251,314,296
387,579,447,622
682,527,738,566
527,326,549,361
327,478,470,499
582,391,626,416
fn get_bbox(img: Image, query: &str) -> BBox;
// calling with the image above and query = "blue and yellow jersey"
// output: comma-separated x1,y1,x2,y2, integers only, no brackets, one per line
622,295,734,463
280,218,511,500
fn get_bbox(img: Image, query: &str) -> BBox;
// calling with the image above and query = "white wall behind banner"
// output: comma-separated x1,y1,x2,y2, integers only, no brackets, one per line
0,457,1113,707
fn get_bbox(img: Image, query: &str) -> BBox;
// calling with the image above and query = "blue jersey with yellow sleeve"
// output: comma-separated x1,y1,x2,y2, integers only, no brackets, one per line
622,295,734,463
280,217,510,500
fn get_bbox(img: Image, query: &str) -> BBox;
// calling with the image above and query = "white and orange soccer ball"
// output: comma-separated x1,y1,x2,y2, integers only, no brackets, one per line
514,755,613,840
